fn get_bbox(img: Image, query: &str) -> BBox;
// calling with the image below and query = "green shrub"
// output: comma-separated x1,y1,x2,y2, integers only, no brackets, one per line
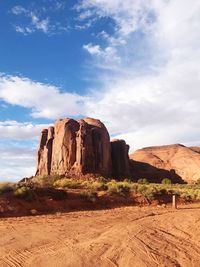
107,181,131,195
137,178,149,185
123,178,132,183
14,186,35,201
54,178,81,189
34,175,60,187
162,178,172,185
180,192,193,201
107,181,119,194
97,176,108,183
131,183,138,193
90,181,108,191
137,185,156,201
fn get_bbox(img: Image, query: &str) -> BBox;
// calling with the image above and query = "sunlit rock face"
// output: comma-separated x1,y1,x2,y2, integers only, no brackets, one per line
36,118,113,177
130,144,200,184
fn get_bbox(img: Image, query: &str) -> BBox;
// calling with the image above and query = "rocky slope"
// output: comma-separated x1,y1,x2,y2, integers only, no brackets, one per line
36,118,129,178
130,144,200,183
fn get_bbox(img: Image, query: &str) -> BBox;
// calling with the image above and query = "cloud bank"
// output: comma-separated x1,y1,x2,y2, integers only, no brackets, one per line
0,121,49,140
80,0,200,149
0,75,85,119
0,143,36,182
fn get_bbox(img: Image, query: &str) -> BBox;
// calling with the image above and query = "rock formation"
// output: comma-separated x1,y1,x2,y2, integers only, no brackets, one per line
36,128,53,176
36,121,200,184
111,139,130,178
37,118,131,178
130,144,200,183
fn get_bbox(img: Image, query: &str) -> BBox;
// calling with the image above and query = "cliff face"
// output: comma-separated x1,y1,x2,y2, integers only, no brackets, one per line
111,139,130,178
36,118,114,177
130,144,200,183
36,128,54,176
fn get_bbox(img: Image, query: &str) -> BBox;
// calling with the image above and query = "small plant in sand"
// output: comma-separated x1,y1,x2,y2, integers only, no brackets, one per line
137,178,149,185
88,181,108,191
161,178,172,185
14,186,35,201
107,181,131,195
54,178,82,189
137,185,157,201
96,176,108,183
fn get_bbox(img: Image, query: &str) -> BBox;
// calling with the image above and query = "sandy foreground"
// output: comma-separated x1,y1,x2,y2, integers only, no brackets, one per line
0,205,200,267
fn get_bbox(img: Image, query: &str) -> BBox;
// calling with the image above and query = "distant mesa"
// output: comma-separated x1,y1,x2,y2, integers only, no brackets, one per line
130,144,200,184
36,118,200,184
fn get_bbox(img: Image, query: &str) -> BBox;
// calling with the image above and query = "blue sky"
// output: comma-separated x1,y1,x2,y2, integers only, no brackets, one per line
1,0,200,181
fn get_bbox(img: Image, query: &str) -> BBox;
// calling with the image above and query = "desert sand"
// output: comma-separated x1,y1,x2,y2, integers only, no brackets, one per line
0,205,200,267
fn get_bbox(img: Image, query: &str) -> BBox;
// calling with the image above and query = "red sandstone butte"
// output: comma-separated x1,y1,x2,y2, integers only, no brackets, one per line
36,118,131,178
36,118,130,178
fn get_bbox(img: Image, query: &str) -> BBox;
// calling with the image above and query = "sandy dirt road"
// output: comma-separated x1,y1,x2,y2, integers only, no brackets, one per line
0,205,200,267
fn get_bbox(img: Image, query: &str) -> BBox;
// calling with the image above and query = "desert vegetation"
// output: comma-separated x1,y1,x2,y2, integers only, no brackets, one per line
1,176,200,218
2,176,200,203
51,176,200,202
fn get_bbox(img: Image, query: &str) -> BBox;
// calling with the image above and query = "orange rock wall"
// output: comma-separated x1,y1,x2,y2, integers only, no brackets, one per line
36,118,117,177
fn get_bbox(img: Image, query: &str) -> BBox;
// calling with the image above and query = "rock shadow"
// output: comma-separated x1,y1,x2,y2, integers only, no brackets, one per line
130,159,185,183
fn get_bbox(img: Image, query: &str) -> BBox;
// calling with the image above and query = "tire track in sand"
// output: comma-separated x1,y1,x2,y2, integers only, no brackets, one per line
0,206,200,266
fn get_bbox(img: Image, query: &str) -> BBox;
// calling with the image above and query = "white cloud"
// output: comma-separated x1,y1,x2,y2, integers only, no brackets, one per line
0,120,52,181
11,5,27,15
15,26,34,35
83,43,120,66
78,1,155,68
83,43,102,55
11,5,68,35
78,10,93,20
30,14,50,33
76,0,154,36
0,121,49,140
0,145,36,182
79,0,200,151
0,75,86,119
0,120,47,180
